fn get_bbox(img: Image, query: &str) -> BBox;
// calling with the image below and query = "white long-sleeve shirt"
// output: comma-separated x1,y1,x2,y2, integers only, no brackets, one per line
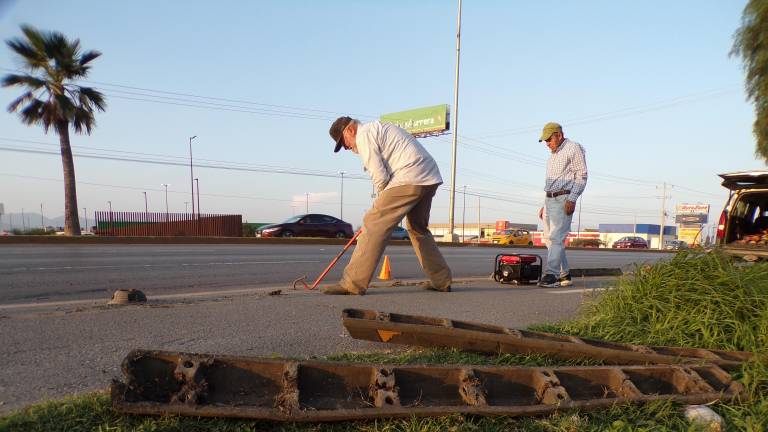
356,121,443,192
544,138,588,202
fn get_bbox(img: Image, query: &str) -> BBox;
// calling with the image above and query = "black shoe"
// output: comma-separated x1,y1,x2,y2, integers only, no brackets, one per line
558,274,572,287
538,274,559,288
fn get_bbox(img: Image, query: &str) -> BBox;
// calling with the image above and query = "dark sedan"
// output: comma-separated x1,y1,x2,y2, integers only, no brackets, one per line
257,214,354,239
612,236,649,249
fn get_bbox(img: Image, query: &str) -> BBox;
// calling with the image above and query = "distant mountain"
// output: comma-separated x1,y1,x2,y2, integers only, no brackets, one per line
0,212,75,231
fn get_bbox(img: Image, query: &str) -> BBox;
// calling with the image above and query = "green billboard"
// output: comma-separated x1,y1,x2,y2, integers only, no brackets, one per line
380,104,449,135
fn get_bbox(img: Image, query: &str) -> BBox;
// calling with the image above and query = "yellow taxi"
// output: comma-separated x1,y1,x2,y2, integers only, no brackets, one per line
490,229,533,246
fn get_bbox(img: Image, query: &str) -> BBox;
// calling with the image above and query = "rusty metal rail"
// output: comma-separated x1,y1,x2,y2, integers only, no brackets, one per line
111,349,743,422
342,309,755,370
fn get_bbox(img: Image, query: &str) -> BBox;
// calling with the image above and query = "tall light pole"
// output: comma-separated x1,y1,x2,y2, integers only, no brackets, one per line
659,182,667,250
82,207,87,233
577,199,582,238
184,201,189,213
143,191,148,215
339,171,346,220
108,200,113,235
40,203,44,228
189,135,197,216
161,184,170,222
21,208,26,231
194,178,200,216
461,185,467,242
477,196,481,243
447,0,463,242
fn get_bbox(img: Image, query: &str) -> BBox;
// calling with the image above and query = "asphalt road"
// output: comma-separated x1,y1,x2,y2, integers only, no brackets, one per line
0,243,674,413
0,244,672,304
0,275,615,414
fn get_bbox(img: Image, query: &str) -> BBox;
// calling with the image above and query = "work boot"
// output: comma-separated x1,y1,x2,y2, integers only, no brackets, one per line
537,274,559,288
321,284,364,295
419,281,451,292
558,273,572,287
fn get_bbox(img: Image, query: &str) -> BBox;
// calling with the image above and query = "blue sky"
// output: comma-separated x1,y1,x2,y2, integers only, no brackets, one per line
0,0,762,231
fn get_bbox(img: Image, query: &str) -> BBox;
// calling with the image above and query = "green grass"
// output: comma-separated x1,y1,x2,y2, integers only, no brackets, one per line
2,250,767,431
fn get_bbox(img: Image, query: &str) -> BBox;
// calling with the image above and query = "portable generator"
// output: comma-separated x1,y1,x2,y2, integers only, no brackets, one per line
493,254,542,284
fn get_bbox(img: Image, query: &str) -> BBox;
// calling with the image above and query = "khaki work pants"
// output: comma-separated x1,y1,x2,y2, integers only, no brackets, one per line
340,184,452,293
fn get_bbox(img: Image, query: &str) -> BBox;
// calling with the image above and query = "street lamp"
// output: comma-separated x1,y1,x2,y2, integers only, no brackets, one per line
161,184,170,222
82,207,87,233
189,135,197,216
461,185,467,242
143,191,148,215
184,201,189,213
339,171,346,220
108,200,113,235
194,178,200,216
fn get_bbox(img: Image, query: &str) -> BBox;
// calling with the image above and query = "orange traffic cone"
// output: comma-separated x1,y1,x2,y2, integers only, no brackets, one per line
378,255,392,280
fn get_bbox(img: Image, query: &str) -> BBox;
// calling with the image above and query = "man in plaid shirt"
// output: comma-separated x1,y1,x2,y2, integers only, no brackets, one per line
537,122,588,287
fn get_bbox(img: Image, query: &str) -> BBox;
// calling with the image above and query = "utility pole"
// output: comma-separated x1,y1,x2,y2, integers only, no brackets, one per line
161,184,170,222
40,203,44,228
195,178,200,216
477,196,481,244
189,135,197,217
143,191,148,215
82,207,87,233
22,208,26,231
447,0,463,243
577,199,582,238
305,192,309,214
339,171,346,220
659,182,667,250
461,185,467,242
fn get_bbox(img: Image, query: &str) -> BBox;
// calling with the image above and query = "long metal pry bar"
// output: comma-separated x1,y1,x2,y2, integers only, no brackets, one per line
293,229,362,290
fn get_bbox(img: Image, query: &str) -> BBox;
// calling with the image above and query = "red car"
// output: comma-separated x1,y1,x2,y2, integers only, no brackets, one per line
612,236,649,249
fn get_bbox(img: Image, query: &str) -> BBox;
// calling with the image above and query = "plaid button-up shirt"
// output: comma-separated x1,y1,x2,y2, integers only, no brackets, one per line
544,138,588,202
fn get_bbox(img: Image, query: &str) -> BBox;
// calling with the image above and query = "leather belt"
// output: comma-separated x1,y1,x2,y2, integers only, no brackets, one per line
545,190,570,198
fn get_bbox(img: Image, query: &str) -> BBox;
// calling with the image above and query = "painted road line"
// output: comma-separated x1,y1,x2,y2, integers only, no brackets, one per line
2,260,321,272
549,287,609,294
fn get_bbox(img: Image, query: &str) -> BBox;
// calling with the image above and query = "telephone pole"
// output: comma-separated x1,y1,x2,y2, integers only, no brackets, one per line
659,182,667,250
447,0,463,242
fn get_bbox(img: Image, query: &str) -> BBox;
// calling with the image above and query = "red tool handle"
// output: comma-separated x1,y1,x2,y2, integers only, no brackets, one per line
297,229,362,290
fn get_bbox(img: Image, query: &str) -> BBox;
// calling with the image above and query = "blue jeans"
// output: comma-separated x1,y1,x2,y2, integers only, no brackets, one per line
544,195,572,276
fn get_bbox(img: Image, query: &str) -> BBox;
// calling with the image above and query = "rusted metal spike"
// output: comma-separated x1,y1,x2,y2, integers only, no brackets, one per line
341,308,753,370
275,362,300,415
369,368,400,408
170,355,212,405
112,350,744,422
458,369,487,406
533,369,570,405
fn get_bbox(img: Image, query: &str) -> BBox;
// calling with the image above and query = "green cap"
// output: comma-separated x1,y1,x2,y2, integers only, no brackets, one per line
538,122,562,142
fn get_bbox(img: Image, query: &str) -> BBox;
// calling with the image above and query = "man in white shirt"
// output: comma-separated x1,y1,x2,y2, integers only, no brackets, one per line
322,116,452,295
537,122,588,288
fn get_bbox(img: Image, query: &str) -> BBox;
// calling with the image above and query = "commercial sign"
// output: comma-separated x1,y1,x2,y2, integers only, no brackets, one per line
678,226,703,245
676,204,710,215
675,203,709,224
675,214,707,224
380,104,449,136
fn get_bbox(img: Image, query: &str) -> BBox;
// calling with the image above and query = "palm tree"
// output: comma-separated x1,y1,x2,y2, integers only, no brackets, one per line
732,1,768,163
3,25,106,235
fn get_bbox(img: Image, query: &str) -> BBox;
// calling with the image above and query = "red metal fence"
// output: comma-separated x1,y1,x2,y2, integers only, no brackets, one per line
94,212,243,237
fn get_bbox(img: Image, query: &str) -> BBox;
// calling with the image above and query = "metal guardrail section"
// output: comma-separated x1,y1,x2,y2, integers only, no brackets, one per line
342,309,755,370
111,349,743,422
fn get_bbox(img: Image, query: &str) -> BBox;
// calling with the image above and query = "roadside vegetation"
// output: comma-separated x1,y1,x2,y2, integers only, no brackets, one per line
2,250,766,431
